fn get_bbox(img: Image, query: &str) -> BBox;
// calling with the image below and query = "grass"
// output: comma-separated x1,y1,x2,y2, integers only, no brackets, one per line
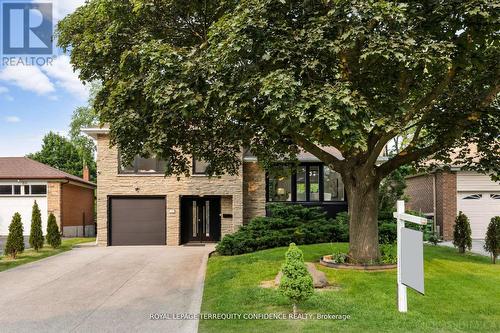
0,238,95,273
200,243,500,333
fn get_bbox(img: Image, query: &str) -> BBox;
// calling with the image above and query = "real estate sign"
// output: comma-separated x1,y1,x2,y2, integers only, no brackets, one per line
400,228,424,294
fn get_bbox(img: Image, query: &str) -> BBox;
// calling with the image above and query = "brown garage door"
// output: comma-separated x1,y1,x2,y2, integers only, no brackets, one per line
109,197,166,246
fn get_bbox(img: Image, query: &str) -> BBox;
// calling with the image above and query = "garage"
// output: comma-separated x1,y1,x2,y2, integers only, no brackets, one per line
458,192,500,239
109,197,166,246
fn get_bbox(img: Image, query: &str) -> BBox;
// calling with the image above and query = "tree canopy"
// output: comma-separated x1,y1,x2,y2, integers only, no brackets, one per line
28,132,88,179
57,0,499,261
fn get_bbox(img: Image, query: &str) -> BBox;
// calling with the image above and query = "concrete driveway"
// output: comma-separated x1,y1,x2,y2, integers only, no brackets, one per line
0,245,214,333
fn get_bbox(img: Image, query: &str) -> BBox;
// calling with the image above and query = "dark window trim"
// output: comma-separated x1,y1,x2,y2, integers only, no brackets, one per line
266,163,346,203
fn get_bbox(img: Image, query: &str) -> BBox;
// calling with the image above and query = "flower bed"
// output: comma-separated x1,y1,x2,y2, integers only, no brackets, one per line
320,255,397,271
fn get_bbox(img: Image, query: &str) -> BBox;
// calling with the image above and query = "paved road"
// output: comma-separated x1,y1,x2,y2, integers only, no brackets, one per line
0,245,214,333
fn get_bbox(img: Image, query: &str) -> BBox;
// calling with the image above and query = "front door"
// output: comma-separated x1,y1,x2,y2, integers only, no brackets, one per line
181,197,221,243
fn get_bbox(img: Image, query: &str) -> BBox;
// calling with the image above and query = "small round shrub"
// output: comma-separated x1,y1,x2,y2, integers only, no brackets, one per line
279,243,314,315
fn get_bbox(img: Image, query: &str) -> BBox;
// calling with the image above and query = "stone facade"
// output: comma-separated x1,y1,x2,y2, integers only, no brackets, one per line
243,162,267,224
47,182,62,230
95,134,247,246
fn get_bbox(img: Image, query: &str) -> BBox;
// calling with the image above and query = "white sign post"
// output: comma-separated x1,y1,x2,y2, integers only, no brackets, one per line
393,200,428,313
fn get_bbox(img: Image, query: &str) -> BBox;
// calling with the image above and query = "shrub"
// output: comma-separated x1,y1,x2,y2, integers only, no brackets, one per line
46,213,61,249
4,213,25,259
453,211,472,253
216,204,348,255
279,243,314,315
330,251,348,264
484,216,500,264
29,201,44,251
380,244,397,264
379,223,397,244
428,233,439,245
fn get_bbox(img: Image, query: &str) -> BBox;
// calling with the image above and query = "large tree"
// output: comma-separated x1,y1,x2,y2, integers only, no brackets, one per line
69,82,101,181
58,0,499,262
28,132,86,178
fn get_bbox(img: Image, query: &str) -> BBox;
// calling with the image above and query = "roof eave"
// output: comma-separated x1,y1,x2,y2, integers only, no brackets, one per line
81,128,110,139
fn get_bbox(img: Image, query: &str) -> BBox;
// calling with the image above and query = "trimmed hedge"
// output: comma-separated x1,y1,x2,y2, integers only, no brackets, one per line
216,204,348,255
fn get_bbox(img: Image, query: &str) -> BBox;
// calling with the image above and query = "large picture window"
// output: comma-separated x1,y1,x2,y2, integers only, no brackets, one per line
268,167,292,202
267,164,345,203
119,155,166,174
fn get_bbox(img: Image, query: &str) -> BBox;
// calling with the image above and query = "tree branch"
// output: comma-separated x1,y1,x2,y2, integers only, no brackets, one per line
292,133,345,171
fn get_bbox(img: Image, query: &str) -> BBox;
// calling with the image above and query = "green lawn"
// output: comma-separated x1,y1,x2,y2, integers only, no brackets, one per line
200,243,500,333
0,238,95,273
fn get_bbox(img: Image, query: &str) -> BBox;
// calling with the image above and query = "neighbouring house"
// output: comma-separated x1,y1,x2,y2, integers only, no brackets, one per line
0,157,96,237
405,169,500,240
83,128,348,246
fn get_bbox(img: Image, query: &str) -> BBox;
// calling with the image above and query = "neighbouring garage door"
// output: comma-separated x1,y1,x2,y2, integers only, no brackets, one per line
458,192,500,239
109,197,166,246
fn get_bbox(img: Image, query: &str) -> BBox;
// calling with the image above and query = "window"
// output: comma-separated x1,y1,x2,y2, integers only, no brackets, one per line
323,167,344,201
266,164,346,203
0,184,46,195
268,168,292,202
491,194,500,200
13,185,21,195
193,159,210,175
463,194,482,200
31,185,47,195
119,155,166,174
296,166,307,201
0,185,12,195
309,166,320,202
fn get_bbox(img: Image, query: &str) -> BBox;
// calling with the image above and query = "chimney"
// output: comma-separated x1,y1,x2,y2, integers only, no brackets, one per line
83,165,90,181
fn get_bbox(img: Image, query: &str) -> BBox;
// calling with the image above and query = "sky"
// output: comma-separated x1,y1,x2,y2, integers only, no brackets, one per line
0,0,89,157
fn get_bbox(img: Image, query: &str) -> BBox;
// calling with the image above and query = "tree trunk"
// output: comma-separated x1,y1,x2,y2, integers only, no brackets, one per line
344,171,380,263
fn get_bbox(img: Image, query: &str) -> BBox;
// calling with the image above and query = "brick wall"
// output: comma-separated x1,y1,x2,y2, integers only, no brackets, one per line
96,134,244,246
405,174,434,214
435,171,457,240
243,162,266,224
47,182,62,230
61,183,94,228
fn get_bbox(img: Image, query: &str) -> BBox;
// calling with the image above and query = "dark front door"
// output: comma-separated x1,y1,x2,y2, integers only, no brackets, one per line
181,197,221,243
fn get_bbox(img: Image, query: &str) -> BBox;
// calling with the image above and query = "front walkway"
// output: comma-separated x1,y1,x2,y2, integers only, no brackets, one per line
0,245,214,333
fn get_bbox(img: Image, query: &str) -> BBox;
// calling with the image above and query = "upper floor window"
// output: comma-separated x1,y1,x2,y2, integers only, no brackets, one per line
119,155,167,174
267,164,345,203
193,158,210,175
